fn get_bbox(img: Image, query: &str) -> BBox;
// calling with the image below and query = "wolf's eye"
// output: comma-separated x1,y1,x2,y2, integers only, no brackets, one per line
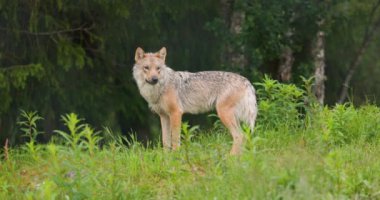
157,66,161,71
143,66,149,70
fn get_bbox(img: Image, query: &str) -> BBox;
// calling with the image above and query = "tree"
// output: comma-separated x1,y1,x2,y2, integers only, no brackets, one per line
338,0,380,103
0,0,221,145
219,0,247,68
313,19,326,105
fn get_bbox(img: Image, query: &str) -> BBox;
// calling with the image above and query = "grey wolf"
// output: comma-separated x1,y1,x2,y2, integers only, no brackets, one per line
133,47,257,155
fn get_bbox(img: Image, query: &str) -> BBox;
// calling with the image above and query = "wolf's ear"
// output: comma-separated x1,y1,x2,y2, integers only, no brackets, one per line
135,47,145,61
157,47,167,61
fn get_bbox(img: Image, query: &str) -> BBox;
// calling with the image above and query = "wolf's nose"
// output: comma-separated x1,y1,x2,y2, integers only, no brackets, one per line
150,76,158,84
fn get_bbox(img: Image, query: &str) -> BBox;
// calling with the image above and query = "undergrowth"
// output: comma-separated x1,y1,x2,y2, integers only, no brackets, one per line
1,77,380,199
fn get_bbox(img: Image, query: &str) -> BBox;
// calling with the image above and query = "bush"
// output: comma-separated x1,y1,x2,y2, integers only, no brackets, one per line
320,104,380,146
255,76,306,131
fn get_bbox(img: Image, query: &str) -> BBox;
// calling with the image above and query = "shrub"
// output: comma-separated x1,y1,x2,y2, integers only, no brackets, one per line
255,76,306,131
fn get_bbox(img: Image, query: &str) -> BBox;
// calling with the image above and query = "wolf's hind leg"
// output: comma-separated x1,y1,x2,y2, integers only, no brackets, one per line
216,102,244,155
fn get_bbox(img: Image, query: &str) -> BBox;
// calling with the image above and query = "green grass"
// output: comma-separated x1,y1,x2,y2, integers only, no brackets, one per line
1,79,380,199
1,123,380,199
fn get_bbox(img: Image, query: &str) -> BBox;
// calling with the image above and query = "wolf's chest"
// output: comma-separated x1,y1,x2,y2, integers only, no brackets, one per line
139,85,161,103
138,85,165,112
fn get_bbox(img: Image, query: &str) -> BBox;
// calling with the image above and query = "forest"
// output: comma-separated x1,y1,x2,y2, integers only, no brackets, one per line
1,1,380,198
0,0,379,144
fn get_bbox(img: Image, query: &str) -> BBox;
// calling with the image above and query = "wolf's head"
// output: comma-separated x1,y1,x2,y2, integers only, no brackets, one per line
133,47,167,85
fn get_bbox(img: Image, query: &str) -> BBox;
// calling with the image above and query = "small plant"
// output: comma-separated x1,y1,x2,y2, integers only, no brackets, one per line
181,122,199,169
54,113,84,149
300,76,318,106
54,113,101,153
241,123,264,153
322,104,357,146
17,110,43,161
324,149,347,193
18,110,43,142
81,125,102,155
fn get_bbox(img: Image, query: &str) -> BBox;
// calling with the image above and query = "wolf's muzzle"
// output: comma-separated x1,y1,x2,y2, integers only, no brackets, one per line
146,76,159,85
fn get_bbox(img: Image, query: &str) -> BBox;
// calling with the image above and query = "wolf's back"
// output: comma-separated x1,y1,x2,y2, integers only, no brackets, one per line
172,70,258,131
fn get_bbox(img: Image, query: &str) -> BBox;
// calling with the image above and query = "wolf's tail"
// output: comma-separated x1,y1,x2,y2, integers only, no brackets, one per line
235,84,258,132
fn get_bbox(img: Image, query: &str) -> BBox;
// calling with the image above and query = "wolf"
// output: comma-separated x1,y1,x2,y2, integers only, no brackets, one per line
133,47,257,155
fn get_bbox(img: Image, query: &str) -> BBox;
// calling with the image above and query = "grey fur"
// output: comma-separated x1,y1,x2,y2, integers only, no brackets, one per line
133,65,258,130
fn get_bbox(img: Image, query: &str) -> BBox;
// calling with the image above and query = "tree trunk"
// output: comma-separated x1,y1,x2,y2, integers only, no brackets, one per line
278,14,295,82
220,0,234,27
228,10,246,68
338,34,373,103
338,0,380,103
278,47,294,82
220,0,246,68
313,27,326,105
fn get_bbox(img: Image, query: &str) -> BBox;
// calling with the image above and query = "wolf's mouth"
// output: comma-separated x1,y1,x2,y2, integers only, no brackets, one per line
145,79,158,85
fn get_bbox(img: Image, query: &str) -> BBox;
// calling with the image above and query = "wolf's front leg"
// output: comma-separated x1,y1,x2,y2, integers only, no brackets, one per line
169,111,182,150
159,114,171,149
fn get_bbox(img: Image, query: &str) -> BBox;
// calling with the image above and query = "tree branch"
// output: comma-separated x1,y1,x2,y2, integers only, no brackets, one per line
0,64,39,72
0,24,94,36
